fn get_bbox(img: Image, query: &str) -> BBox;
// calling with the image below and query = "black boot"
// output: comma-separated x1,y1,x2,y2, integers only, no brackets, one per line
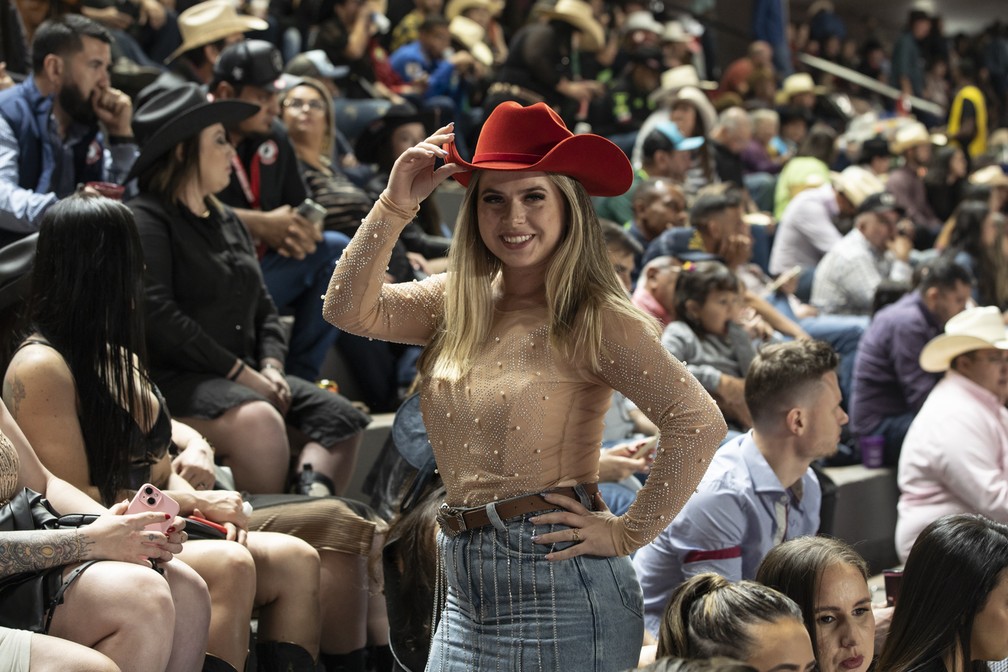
294,464,336,497
256,642,317,672
320,649,366,672
202,654,239,672
365,645,393,672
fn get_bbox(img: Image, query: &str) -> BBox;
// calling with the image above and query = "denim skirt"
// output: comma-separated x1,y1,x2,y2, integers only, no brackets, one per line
425,509,644,672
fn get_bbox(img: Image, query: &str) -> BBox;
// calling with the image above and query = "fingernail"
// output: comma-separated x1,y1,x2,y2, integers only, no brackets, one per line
530,535,539,542
529,516,539,524
167,527,175,533
164,514,171,519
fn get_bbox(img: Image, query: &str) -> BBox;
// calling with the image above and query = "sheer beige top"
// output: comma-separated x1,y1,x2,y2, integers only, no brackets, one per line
324,195,726,554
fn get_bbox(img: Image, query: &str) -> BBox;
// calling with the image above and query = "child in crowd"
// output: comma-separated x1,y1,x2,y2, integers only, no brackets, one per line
661,261,755,432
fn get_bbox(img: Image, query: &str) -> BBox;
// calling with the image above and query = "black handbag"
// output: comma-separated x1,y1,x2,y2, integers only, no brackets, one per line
0,488,101,633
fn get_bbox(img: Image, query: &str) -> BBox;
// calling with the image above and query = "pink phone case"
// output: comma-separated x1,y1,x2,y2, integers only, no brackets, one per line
126,483,180,533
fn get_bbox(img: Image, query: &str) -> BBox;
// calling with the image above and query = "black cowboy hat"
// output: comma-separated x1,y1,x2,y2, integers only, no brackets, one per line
125,82,258,182
353,103,439,165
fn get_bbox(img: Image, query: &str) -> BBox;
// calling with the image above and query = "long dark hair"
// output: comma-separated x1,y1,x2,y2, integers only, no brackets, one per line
26,193,151,506
756,536,870,663
946,200,1008,309
878,514,1008,672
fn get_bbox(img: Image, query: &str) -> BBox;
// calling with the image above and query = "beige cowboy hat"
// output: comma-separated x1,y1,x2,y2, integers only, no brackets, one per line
969,165,1008,188
920,306,1008,372
537,0,605,53
774,72,826,105
167,0,267,63
890,121,933,154
622,10,664,36
830,165,885,207
662,20,691,43
449,16,493,67
445,0,501,20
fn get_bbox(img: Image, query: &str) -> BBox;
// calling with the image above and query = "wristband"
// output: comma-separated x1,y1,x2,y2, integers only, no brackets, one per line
227,361,246,381
108,134,135,145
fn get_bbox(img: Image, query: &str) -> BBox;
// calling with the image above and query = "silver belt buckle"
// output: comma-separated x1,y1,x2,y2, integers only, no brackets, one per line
437,503,466,537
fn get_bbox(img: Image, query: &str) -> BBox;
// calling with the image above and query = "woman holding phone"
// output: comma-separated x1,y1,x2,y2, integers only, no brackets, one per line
0,401,210,672
123,82,370,499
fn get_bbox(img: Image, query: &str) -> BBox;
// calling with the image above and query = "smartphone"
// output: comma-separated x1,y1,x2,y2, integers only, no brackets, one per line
297,198,326,233
185,515,228,540
632,436,659,459
126,483,180,533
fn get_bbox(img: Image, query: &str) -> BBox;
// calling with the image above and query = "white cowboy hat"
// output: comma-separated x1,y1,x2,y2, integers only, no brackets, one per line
970,165,1008,188
830,165,885,207
622,10,663,36
445,0,500,20
920,306,1008,372
774,72,826,105
166,0,267,63
537,0,605,52
890,121,932,154
449,16,493,67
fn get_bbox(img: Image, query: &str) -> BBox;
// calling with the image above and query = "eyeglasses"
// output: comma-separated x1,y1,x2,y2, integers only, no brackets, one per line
282,98,325,113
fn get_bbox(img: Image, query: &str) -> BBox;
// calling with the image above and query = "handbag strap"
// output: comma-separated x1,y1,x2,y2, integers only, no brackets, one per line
43,560,100,634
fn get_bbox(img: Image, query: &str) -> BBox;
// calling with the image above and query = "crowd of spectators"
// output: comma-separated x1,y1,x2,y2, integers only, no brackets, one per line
1,0,1008,670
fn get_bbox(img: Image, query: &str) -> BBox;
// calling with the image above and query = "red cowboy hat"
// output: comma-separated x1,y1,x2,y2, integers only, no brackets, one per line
444,102,633,197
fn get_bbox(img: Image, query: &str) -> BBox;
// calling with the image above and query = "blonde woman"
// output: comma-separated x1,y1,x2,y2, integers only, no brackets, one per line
324,101,725,669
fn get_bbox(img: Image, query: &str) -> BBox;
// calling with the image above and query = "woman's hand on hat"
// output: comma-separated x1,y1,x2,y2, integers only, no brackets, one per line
385,124,464,209
529,492,620,560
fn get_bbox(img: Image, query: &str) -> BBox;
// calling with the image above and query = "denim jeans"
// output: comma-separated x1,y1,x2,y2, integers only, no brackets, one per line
261,231,349,380
427,494,644,671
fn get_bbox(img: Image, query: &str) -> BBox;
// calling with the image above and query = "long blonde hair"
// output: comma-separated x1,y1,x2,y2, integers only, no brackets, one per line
418,171,657,381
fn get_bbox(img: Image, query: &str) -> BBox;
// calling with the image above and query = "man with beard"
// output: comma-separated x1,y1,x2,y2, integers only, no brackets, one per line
0,14,134,245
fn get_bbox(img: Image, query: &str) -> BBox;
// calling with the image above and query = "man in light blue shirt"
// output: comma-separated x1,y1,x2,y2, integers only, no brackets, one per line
633,339,847,636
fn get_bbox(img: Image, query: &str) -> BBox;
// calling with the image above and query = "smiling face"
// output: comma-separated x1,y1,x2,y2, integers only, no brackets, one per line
197,123,236,196
476,171,567,278
744,617,817,672
814,562,875,672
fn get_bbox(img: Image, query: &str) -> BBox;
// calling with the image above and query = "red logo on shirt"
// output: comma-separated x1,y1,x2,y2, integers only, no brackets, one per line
257,140,278,166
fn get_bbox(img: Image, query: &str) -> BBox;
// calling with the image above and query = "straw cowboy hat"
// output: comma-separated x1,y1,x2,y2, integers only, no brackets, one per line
920,306,1008,372
166,0,267,63
890,121,932,154
622,10,663,37
126,82,258,181
445,0,501,20
830,165,885,207
537,0,605,53
444,101,633,197
774,72,825,105
449,15,493,67
969,165,1008,188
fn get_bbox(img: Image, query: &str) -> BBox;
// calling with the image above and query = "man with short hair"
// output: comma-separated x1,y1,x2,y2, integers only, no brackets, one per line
850,257,973,465
811,191,914,315
0,14,134,243
709,106,753,186
600,219,643,293
895,306,1008,561
634,339,843,636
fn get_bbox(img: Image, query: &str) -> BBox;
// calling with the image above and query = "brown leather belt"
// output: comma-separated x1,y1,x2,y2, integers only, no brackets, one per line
436,483,600,537
486,82,546,105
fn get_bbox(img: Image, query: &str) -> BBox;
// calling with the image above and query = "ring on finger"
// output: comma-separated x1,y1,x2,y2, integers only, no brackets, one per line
571,528,580,542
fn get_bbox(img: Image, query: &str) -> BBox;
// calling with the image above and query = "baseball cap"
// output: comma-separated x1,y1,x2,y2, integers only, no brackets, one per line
857,191,905,216
655,120,704,151
213,40,291,93
285,49,350,81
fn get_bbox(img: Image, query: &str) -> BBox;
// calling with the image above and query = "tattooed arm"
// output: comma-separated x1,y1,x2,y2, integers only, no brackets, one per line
0,529,89,576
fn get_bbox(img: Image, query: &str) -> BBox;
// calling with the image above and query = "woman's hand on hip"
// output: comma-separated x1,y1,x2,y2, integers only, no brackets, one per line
385,123,464,208
530,492,620,560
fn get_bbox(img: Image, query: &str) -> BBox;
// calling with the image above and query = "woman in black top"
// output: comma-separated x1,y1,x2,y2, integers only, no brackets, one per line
126,83,369,499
